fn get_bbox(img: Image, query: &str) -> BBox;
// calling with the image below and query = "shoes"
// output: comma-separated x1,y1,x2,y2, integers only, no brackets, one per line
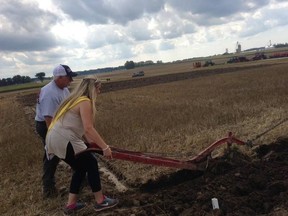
43,187,58,199
94,196,119,212
63,202,86,215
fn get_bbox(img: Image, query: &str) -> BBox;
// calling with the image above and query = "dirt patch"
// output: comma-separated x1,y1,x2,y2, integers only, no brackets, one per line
73,140,288,216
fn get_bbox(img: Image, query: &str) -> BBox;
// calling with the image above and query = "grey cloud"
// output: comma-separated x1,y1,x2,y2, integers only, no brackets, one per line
168,0,270,25
265,6,288,26
130,27,154,41
188,14,232,27
240,6,288,37
128,20,156,41
1,1,57,32
0,32,57,52
51,0,273,28
161,23,195,39
87,26,127,49
0,57,15,70
159,41,175,50
153,12,197,39
51,0,164,25
20,51,71,65
97,43,135,61
112,44,135,59
0,0,59,51
142,43,157,53
169,0,270,16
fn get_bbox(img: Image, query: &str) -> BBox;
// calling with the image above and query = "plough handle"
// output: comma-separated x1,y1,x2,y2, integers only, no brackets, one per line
77,132,246,170
79,146,199,170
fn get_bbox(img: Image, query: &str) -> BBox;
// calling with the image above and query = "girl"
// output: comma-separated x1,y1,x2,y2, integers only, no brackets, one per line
46,75,118,215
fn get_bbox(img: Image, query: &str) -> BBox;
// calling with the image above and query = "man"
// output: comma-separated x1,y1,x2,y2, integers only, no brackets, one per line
35,64,77,198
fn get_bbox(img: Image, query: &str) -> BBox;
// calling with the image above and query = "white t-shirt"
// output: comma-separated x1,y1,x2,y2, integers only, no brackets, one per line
35,80,70,122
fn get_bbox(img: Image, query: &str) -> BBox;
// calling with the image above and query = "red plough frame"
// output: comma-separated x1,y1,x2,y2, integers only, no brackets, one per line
82,132,247,171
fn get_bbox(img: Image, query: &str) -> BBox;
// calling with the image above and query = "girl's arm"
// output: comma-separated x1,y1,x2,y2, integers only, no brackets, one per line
79,100,112,157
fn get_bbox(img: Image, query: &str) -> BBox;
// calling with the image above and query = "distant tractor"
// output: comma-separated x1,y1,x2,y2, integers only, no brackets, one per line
227,56,249,63
252,52,267,61
132,71,145,78
203,60,215,67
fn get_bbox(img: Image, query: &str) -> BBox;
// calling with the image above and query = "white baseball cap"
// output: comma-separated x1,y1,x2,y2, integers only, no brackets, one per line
53,64,77,79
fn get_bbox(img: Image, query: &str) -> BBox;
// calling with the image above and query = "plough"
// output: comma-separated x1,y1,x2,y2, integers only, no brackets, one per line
83,132,248,171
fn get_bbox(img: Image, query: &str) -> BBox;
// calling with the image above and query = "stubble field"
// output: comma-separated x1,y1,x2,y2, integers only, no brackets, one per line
1,59,288,215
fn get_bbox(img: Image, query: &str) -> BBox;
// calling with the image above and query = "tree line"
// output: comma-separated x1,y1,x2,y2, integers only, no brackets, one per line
124,60,162,69
0,75,31,87
274,43,288,48
0,59,163,87
0,72,46,87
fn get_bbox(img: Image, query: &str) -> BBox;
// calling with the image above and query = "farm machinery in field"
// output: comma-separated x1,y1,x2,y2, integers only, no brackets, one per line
82,132,249,171
227,56,249,63
251,52,267,61
193,60,215,68
203,60,215,67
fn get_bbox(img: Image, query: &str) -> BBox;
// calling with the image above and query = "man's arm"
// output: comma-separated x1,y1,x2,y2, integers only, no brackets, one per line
44,116,53,128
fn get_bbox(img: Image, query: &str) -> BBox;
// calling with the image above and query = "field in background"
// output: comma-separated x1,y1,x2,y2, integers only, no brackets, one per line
0,81,49,93
95,61,288,183
78,55,288,83
1,59,288,215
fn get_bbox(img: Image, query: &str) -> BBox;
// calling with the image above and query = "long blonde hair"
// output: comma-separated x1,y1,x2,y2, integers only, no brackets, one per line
54,75,101,124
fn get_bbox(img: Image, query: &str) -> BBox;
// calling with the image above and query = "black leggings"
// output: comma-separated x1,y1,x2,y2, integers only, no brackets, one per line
63,143,101,194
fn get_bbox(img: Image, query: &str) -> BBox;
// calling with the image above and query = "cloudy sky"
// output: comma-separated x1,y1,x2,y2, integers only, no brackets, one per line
1,0,288,79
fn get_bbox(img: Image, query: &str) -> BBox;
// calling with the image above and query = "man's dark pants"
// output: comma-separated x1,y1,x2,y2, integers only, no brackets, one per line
35,121,59,195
